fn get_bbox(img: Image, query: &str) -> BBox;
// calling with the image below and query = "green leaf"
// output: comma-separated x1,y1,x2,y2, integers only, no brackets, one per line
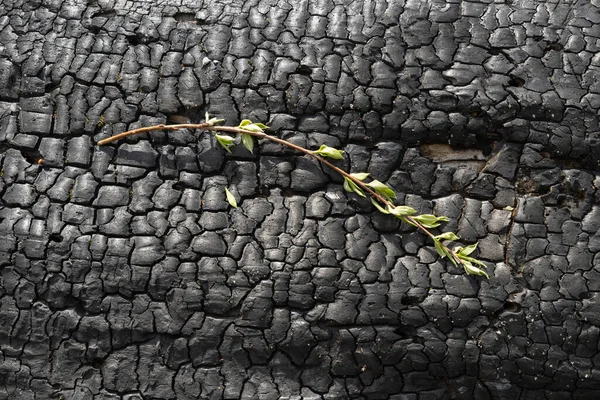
469,258,488,269
412,214,438,226
458,255,487,268
366,180,396,200
388,205,417,218
412,214,448,228
434,240,447,259
207,118,224,126
239,119,252,127
435,232,460,241
350,172,370,181
352,183,365,197
343,177,365,197
241,123,266,133
313,144,344,160
447,252,459,267
343,176,353,193
401,217,417,227
215,134,235,153
225,187,237,208
253,123,269,130
242,133,254,153
457,243,478,256
371,198,389,214
205,112,224,126
434,240,459,268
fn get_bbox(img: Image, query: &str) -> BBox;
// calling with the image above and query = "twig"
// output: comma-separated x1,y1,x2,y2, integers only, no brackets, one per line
97,123,209,145
98,122,486,277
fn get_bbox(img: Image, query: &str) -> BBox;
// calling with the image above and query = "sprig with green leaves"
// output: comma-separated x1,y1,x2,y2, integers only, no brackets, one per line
97,115,489,278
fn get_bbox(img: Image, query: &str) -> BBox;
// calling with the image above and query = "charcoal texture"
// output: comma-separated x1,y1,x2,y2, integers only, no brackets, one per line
1,0,600,399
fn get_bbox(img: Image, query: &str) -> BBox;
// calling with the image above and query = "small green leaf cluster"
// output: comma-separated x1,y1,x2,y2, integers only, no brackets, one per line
431,237,488,278
343,173,368,197
454,244,489,278
238,119,268,133
209,116,269,155
238,119,268,154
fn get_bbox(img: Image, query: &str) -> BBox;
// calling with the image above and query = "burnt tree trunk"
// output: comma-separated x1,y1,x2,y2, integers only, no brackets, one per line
0,0,599,399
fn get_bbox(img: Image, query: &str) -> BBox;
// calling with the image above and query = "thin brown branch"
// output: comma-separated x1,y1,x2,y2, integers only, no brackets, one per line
97,123,209,145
